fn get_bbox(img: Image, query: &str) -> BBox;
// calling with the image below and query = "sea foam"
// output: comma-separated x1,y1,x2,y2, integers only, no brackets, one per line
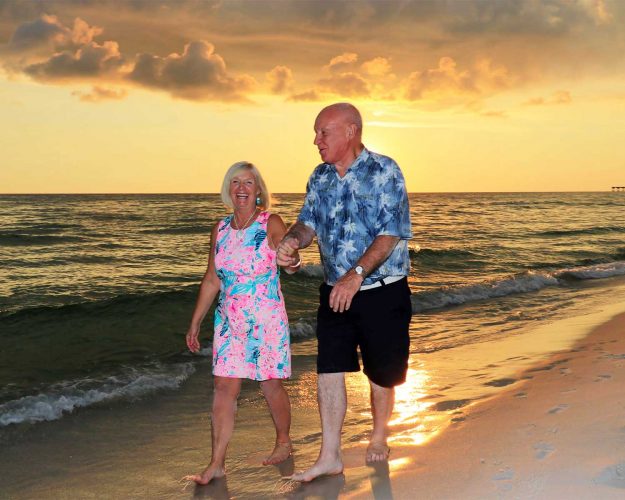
0,362,195,427
411,261,625,312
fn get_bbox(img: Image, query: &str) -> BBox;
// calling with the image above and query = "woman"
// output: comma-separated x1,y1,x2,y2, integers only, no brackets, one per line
185,161,301,484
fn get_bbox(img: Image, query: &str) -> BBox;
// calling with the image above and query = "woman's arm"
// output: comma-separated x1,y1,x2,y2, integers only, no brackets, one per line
268,214,301,274
186,223,222,353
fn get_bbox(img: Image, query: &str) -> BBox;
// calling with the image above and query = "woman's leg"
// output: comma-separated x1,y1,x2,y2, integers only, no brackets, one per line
185,376,242,484
260,379,292,465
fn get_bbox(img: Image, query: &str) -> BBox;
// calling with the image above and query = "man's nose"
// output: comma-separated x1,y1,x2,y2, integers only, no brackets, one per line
313,134,321,145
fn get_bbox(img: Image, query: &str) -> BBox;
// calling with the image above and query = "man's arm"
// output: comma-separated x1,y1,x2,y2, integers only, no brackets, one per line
276,221,316,267
329,235,400,313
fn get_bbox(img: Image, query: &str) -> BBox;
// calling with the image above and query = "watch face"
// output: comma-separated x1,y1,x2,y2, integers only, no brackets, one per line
355,265,364,275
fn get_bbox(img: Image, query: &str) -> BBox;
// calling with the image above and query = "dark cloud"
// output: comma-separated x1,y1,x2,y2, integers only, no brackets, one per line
24,40,124,79
398,0,615,36
2,13,256,102
8,14,68,49
129,40,256,101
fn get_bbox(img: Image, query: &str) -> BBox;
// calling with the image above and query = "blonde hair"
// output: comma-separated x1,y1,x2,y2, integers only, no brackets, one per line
220,161,271,210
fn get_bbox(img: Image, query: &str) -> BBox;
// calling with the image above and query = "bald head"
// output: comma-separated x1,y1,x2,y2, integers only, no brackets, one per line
318,102,363,134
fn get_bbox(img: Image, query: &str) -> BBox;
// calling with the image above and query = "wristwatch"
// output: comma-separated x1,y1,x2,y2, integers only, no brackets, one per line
354,265,365,276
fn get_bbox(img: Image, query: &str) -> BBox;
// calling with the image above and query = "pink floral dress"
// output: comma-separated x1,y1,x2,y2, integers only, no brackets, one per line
212,211,290,380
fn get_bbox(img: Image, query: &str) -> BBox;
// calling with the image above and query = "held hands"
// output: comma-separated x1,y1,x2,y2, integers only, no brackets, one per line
186,324,201,353
329,270,363,313
277,236,301,269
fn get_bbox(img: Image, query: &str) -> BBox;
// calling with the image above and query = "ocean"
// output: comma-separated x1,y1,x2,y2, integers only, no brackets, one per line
1,192,625,497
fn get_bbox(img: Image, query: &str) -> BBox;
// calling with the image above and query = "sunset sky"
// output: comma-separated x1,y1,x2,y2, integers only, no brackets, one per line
1,0,624,193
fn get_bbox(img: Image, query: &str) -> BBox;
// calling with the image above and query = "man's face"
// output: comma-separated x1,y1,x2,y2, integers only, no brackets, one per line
313,110,351,165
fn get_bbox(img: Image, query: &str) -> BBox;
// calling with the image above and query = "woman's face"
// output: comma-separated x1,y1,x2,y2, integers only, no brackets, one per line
229,170,259,211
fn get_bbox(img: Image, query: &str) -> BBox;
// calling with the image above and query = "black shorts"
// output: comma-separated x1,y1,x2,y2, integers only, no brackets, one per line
316,277,412,388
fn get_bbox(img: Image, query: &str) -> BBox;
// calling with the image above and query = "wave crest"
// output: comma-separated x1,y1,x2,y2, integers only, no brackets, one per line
0,362,195,427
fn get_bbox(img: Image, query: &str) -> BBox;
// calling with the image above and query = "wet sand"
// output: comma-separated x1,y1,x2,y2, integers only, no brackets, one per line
348,306,625,499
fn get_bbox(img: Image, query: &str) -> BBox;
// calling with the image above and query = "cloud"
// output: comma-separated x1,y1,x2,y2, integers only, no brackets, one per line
403,57,476,100
8,15,103,52
288,53,397,101
324,52,358,73
317,71,370,98
71,85,128,102
403,57,513,102
24,40,124,80
266,65,294,94
523,89,572,106
2,15,257,102
288,89,322,102
361,57,392,77
129,40,256,101
8,14,69,50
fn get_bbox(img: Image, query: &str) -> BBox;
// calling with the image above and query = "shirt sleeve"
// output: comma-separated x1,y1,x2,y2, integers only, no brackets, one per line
377,162,412,239
297,173,318,232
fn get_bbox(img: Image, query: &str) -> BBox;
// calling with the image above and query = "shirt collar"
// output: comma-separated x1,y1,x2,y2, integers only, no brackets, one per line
327,146,370,174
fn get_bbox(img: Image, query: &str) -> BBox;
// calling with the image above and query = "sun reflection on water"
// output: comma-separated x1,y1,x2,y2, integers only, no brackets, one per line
347,365,450,449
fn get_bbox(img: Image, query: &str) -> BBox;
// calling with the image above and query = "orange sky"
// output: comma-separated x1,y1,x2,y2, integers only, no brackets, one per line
1,0,624,193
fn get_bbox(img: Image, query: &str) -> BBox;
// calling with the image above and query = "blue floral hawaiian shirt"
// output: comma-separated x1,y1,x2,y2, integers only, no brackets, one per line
298,148,412,286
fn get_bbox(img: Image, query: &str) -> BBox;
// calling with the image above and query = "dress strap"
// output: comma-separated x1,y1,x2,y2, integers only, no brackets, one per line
257,210,270,227
218,215,232,232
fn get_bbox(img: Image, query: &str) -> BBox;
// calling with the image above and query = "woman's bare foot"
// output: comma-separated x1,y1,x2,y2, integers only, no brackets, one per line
366,441,390,463
183,463,225,485
263,440,292,465
290,457,344,482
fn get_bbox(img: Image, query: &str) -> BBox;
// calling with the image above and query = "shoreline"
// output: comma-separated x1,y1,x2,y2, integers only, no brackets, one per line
347,304,625,499
2,297,625,498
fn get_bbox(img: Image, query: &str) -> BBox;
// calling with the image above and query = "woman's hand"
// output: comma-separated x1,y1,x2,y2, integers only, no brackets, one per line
186,324,201,353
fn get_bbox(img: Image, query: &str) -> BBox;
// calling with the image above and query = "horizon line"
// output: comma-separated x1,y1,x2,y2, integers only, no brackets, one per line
0,190,620,196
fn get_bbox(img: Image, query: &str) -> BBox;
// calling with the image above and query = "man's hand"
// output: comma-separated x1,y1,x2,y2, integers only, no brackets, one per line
277,236,300,267
329,270,363,313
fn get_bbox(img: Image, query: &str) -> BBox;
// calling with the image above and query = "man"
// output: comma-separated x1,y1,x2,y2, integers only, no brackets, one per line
277,102,412,482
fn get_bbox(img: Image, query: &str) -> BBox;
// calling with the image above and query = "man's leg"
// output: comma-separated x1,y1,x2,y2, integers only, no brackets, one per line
291,372,346,482
367,379,394,462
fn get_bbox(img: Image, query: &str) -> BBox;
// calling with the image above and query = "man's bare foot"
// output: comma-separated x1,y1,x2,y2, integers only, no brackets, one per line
183,464,225,485
366,442,390,463
263,440,292,465
290,458,344,482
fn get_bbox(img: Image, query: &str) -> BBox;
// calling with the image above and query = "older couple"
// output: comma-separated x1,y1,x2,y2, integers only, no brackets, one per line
185,103,412,484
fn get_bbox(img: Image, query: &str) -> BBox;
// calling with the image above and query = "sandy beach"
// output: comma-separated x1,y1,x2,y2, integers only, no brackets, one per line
346,305,625,500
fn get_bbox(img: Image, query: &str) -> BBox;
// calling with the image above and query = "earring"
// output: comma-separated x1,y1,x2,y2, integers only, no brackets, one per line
256,196,261,206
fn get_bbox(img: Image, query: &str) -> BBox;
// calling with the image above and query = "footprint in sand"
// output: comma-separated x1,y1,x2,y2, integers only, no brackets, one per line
595,374,612,382
594,461,625,488
514,391,527,399
559,367,572,375
548,404,569,414
533,442,555,460
492,467,514,481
